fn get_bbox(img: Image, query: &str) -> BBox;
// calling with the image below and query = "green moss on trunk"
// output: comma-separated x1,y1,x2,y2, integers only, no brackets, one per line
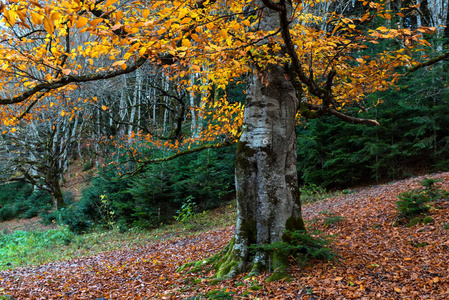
235,141,257,169
285,216,306,232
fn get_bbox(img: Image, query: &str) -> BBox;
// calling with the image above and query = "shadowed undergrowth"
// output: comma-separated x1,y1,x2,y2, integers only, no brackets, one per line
0,201,236,271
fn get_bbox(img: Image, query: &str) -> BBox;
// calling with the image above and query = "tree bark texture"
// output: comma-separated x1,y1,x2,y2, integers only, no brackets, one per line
214,2,306,281
50,177,65,210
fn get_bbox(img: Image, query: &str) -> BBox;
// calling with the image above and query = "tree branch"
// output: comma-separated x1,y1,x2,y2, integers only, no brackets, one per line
407,51,449,74
127,141,235,177
308,103,379,125
0,57,147,105
17,93,46,120
275,3,379,126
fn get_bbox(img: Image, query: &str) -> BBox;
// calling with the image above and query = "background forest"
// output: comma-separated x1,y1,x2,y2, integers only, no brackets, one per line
0,0,448,234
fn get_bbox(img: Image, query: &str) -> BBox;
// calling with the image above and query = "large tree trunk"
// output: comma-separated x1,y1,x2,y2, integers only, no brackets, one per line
214,2,306,281
215,63,305,279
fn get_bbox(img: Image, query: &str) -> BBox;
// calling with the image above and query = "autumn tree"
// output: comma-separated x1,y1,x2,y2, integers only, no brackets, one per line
0,0,447,280
0,96,84,209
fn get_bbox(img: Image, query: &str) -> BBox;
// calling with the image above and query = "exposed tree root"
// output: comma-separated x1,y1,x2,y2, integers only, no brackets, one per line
212,237,245,283
266,252,290,282
177,237,291,283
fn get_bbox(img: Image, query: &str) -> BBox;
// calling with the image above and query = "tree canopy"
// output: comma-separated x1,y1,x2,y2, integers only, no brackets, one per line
0,0,442,139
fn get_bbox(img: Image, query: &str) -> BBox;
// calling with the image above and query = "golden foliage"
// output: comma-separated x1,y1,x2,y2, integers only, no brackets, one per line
0,0,438,147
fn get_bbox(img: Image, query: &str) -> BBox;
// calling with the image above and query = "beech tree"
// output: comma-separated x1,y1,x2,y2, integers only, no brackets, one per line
0,0,447,280
0,106,81,209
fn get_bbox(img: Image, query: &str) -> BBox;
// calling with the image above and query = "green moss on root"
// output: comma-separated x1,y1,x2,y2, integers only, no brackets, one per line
266,252,290,283
213,237,243,281
179,234,295,283
176,253,220,273
247,261,264,277
177,239,232,273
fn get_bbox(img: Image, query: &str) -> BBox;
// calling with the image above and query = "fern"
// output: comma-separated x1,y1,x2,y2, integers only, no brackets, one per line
249,230,338,266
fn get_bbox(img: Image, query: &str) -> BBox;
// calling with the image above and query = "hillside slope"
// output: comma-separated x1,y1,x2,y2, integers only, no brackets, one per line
1,173,448,299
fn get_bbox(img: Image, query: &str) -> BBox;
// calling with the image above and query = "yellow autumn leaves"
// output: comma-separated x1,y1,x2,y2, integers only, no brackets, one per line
0,0,438,132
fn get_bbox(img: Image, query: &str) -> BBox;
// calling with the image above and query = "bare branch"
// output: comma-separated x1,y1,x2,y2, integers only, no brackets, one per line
308,103,380,126
127,141,235,177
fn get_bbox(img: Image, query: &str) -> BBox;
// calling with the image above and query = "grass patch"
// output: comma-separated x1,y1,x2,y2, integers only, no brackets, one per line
0,228,74,270
0,201,236,271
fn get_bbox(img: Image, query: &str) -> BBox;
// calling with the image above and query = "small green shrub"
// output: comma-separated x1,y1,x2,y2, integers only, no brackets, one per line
397,192,430,217
413,241,429,248
0,185,53,221
443,223,449,230
396,177,448,218
420,178,444,199
12,201,29,215
174,196,197,223
42,206,94,235
82,160,94,172
21,189,53,219
300,184,329,203
98,195,116,230
319,211,345,226
206,289,236,299
0,182,33,206
407,217,421,227
0,206,15,221
422,216,433,225
21,206,41,219
249,285,263,291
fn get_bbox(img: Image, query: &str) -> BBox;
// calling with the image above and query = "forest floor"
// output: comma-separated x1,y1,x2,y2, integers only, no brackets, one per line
1,173,449,299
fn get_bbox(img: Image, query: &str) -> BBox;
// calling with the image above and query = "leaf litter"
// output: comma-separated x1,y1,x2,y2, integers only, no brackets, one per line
1,173,448,299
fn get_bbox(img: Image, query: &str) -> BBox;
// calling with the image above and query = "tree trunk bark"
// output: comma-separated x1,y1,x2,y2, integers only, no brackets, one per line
428,0,448,51
213,1,306,281
51,181,65,210
47,172,65,210
215,64,305,280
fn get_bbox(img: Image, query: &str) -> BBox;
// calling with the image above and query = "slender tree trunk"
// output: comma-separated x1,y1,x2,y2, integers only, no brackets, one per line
51,178,65,210
95,106,101,167
445,8,449,44
428,0,448,50
415,0,422,28
128,69,141,141
215,4,306,279
119,76,128,138
190,73,197,136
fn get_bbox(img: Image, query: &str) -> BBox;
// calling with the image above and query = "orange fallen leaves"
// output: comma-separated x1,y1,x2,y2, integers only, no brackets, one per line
1,173,449,299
